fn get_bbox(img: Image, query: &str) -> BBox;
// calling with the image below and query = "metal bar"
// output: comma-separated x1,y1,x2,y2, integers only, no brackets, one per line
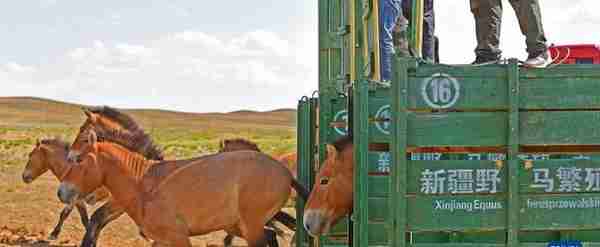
392,56,409,247
309,97,319,247
410,0,424,58
296,97,311,247
372,0,381,81
507,59,520,247
353,81,369,247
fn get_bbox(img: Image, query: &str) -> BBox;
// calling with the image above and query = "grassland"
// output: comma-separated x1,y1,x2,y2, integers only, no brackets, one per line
0,96,298,247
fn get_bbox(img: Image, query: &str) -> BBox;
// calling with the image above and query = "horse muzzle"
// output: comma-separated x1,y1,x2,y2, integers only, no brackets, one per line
57,182,80,204
303,210,330,237
22,171,33,184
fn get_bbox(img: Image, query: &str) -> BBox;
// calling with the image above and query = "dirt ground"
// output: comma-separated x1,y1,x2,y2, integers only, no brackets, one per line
0,164,297,247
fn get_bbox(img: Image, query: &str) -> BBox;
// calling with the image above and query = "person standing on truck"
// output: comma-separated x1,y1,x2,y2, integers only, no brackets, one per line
470,0,550,68
379,0,402,82
380,0,435,82
395,0,436,62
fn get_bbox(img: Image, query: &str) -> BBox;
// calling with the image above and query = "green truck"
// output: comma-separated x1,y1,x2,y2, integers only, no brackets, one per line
295,1,600,247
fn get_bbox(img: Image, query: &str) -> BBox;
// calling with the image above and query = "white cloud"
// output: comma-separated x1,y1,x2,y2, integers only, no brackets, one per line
0,30,316,112
3,62,36,73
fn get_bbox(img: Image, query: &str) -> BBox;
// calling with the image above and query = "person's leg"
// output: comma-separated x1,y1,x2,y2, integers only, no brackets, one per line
422,0,435,62
379,0,401,81
470,0,503,64
393,0,410,57
508,0,549,67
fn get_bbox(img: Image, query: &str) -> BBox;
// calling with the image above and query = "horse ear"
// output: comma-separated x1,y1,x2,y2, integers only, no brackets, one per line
326,144,338,159
35,139,40,147
83,108,98,122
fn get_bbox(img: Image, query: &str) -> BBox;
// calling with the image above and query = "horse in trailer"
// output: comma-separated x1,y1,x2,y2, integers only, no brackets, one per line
303,135,354,236
58,129,306,247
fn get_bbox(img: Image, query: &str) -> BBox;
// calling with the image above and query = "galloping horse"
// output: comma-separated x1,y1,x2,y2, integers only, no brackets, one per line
71,107,306,247
66,106,166,247
21,139,110,240
303,136,354,236
58,130,306,247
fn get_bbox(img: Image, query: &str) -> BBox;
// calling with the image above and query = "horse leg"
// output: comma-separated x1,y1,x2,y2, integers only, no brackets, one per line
243,228,268,247
81,201,125,247
75,201,89,229
49,204,73,240
264,228,279,247
223,234,235,247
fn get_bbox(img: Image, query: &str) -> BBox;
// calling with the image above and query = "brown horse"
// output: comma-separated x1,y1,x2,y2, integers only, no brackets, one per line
58,130,305,247
71,108,300,247
22,139,110,240
303,136,354,237
66,107,165,247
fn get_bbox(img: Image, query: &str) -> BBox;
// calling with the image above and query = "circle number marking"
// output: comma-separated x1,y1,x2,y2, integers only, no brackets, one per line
421,73,460,109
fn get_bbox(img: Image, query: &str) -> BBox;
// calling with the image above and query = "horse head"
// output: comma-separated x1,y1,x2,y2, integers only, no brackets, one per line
303,136,354,236
23,138,70,183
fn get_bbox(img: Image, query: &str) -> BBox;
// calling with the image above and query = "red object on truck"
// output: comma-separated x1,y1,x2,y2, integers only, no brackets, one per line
549,44,600,64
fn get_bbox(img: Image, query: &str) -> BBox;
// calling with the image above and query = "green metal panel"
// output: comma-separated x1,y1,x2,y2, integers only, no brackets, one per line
353,81,370,247
297,98,310,247
311,2,600,247
506,59,520,246
392,57,410,247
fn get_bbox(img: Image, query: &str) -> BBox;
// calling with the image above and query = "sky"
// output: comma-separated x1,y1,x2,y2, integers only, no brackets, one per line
1,0,600,113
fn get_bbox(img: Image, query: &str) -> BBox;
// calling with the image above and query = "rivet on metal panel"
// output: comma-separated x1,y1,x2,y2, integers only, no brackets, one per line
402,89,407,94
524,160,533,170
495,160,504,170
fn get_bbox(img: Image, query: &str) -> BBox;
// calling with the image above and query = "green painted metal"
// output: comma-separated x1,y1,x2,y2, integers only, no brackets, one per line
297,97,312,247
304,0,600,247
507,59,520,246
353,81,370,247
392,56,410,247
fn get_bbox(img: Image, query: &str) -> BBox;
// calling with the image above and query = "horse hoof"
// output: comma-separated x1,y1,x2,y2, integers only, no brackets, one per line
48,234,58,241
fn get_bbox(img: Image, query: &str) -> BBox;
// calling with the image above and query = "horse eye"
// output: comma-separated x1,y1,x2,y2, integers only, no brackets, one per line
320,177,330,185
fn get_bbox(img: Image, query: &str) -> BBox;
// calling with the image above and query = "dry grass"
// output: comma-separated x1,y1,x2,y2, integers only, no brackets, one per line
0,97,298,247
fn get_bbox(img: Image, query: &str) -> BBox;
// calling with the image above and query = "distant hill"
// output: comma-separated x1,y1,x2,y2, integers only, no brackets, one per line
0,97,297,132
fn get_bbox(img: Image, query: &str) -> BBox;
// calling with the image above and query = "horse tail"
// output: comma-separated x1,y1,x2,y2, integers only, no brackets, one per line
291,178,310,200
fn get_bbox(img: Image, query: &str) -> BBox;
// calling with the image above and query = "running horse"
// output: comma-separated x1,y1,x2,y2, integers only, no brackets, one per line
21,139,110,240
71,107,306,247
67,106,166,247
303,135,354,236
58,129,307,247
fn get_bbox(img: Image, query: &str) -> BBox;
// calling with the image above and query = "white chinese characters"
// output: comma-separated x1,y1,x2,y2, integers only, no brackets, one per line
421,169,501,194
531,167,600,193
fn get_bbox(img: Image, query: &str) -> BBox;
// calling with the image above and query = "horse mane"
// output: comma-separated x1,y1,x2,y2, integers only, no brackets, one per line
87,106,141,132
40,138,70,152
221,138,261,152
94,128,164,161
332,135,353,152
